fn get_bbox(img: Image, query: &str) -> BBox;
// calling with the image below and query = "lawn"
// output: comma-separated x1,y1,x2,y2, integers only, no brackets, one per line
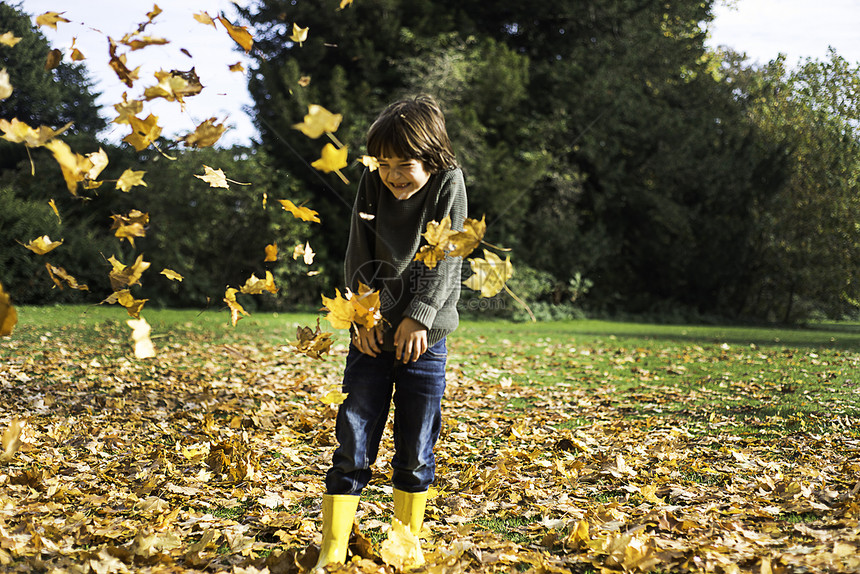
1,306,859,573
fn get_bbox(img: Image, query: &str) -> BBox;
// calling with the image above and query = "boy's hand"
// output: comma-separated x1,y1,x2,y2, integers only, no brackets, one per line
352,325,383,357
394,317,428,363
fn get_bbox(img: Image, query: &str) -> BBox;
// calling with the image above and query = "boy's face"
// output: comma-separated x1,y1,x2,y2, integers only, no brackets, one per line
377,155,431,200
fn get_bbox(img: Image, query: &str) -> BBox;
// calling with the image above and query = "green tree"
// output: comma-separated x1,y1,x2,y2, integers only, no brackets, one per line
731,51,860,321
0,2,105,171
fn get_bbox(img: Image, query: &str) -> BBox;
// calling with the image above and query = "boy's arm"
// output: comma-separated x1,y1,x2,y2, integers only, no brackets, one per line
402,170,468,330
344,169,378,291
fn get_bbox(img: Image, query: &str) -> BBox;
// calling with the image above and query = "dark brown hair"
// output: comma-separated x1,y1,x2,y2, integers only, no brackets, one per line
366,95,458,173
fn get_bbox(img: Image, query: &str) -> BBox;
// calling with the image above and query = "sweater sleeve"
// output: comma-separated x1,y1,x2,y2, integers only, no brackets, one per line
403,170,468,329
344,169,378,291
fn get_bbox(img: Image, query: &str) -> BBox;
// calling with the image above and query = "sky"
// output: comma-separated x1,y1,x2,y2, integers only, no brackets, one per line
15,0,860,147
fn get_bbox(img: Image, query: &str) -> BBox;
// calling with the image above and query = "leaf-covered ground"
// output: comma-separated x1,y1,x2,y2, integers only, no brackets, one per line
2,308,860,574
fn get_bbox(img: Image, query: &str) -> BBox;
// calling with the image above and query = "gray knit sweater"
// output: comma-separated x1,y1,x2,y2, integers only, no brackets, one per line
344,167,468,351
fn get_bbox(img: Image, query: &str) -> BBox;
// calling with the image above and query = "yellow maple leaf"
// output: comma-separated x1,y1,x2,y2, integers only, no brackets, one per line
311,143,348,173
292,242,315,264
321,389,349,405
0,68,11,100
22,235,63,255
127,317,156,359
321,288,355,330
116,168,147,192
121,35,169,51
349,283,382,330
160,268,183,281
45,263,88,291
278,199,320,223
223,287,249,326
193,11,216,28
44,48,61,70
183,118,226,148
360,155,379,171
293,105,342,139
45,139,93,195
86,148,109,181
124,114,162,151
147,4,163,20
0,32,22,47
113,95,144,125
108,254,150,290
1,419,25,461
462,249,513,298
292,320,333,359
70,47,85,61
217,15,253,53
229,62,244,72
380,519,423,570
35,11,71,29
448,215,486,258
101,289,148,319
143,69,202,103
1,118,71,147
108,38,140,87
414,245,446,270
298,75,311,87
264,243,278,262
0,282,17,337
290,23,309,45
239,271,277,295
339,0,354,8
195,165,229,188
48,199,61,223
109,210,148,247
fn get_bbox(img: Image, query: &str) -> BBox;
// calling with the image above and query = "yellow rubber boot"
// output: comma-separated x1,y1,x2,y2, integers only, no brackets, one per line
314,494,360,571
392,489,428,567
393,489,428,536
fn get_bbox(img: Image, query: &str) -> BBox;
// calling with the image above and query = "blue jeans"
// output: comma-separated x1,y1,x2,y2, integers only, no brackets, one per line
325,338,448,495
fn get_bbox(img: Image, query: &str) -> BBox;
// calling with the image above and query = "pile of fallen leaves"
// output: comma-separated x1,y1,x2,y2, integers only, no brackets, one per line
1,320,860,574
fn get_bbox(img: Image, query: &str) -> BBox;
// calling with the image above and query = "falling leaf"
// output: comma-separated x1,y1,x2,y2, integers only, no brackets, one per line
359,211,375,221
35,11,71,29
321,288,354,330
311,143,348,173
123,114,162,151
339,0,354,8
229,62,244,72
0,282,17,337
108,254,150,290
113,94,144,125
22,235,63,255
116,168,147,192
108,38,140,87
223,287,249,326
292,242,315,265
101,289,147,318
109,210,149,248
0,68,11,100
321,389,349,405
298,75,311,87
182,118,226,148
44,139,94,195
0,32,22,47
278,199,320,223
448,215,487,258
290,23,309,45
195,165,229,188
293,105,342,139
85,148,109,181
360,155,379,171
45,263,88,291
144,69,203,103
239,271,277,295
321,283,382,331
127,317,156,359
70,47,85,61
414,244,447,270
147,4,163,20
292,319,333,359
463,249,513,298
217,15,253,53
0,118,71,147
121,35,169,51
381,519,423,570
160,269,183,282
1,419,26,461
264,244,278,262
48,199,61,223
44,48,62,70
193,11,216,28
